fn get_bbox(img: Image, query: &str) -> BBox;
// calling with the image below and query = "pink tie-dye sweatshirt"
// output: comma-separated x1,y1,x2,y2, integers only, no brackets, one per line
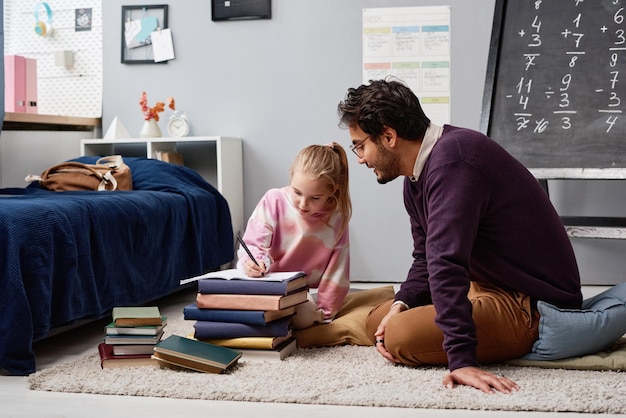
236,187,350,319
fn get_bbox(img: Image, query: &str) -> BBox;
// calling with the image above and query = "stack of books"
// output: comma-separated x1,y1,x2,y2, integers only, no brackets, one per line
98,306,166,369
181,269,308,362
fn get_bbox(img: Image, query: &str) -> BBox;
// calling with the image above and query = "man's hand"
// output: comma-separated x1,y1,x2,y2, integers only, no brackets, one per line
373,303,405,363
442,366,520,394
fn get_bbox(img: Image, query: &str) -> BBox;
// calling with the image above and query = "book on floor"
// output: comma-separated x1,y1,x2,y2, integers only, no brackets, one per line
196,288,308,311
194,269,308,295
98,343,159,369
183,303,296,325
104,317,167,336
112,344,158,356
196,331,293,350
152,335,242,374
236,337,298,362
112,306,163,327
104,330,164,345
192,316,291,340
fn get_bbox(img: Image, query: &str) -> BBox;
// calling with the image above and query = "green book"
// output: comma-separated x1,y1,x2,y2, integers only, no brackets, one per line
153,335,242,373
112,306,162,327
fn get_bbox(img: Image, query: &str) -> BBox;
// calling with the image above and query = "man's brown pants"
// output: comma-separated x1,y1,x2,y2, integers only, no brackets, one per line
365,282,540,366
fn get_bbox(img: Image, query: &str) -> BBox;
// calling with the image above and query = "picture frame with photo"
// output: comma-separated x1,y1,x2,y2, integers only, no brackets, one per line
75,8,92,32
121,4,169,64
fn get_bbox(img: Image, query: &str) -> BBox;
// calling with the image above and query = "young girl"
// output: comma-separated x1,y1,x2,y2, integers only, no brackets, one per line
236,142,352,326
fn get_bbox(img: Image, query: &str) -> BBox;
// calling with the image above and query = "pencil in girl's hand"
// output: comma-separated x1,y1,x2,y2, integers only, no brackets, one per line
237,234,260,267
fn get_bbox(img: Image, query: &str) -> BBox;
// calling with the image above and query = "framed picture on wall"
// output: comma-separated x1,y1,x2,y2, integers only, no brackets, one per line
121,5,169,64
211,0,271,21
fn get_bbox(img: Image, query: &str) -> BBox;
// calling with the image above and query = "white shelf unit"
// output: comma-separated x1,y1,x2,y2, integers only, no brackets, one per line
80,136,244,239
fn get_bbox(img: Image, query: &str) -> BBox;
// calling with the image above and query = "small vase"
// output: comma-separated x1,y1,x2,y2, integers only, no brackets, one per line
139,118,162,138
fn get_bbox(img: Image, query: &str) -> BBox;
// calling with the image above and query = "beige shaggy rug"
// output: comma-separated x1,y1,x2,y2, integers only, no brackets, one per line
28,316,626,414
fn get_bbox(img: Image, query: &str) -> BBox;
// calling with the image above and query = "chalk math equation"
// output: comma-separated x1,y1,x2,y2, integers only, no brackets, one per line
487,0,626,169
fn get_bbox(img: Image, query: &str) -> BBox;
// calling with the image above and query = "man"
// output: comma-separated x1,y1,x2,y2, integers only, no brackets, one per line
337,79,582,393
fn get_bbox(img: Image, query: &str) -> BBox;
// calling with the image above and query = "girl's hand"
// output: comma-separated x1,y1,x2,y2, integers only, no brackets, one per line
243,259,266,277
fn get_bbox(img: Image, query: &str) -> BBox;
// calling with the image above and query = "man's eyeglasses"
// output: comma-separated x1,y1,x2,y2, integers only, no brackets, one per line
349,136,370,158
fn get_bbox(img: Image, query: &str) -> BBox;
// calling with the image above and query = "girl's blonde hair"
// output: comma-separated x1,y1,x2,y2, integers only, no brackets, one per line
289,142,352,237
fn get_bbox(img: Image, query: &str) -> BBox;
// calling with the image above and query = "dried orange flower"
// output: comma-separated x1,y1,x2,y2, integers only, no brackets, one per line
139,91,176,121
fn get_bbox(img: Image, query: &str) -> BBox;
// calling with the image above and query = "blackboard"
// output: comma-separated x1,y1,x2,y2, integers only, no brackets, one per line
480,0,626,171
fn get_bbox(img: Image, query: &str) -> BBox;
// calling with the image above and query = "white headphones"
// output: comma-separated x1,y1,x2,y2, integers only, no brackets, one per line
34,2,53,37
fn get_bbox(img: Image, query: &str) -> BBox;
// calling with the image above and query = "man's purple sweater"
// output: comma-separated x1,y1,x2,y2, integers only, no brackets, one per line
397,125,582,371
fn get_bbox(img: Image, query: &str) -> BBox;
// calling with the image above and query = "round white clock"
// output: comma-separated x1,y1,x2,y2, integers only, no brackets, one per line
166,112,191,137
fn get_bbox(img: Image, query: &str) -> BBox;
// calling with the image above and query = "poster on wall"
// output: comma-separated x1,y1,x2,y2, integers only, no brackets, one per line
363,6,451,126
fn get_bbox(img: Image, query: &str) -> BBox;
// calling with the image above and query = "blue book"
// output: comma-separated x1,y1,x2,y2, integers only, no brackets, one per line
183,303,296,325
193,317,292,339
182,269,308,295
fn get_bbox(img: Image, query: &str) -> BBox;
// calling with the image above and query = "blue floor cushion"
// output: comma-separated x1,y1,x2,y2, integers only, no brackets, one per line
523,282,626,360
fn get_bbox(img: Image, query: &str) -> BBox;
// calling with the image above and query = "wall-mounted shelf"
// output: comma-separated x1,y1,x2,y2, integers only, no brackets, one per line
3,112,101,133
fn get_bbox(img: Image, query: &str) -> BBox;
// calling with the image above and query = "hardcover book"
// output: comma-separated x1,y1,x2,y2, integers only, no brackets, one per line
194,269,308,295
193,317,291,340
237,338,298,362
152,335,241,374
105,317,167,336
196,289,308,311
183,303,295,325
98,343,158,369
112,306,163,327
196,331,293,349
152,351,226,374
112,344,157,356
104,330,164,345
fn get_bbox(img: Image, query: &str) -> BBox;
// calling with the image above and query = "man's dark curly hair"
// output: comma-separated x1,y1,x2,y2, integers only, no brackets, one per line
337,78,430,143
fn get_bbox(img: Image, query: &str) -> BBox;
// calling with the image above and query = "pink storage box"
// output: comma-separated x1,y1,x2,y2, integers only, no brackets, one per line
4,55,37,114
4,55,26,113
25,58,38,114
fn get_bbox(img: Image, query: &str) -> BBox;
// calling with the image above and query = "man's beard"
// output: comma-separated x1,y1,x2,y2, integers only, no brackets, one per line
373,144,402,184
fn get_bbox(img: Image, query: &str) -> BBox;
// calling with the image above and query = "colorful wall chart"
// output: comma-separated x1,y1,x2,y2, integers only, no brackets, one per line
363,6,451,125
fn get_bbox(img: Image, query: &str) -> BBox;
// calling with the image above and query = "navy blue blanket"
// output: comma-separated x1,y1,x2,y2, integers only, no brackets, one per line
0,157,234,375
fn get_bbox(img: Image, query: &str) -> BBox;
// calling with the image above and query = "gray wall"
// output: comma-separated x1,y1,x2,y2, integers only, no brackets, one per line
102,0,625,285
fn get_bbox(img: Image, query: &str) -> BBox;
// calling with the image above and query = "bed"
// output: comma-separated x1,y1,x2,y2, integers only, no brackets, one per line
0,156,235,375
